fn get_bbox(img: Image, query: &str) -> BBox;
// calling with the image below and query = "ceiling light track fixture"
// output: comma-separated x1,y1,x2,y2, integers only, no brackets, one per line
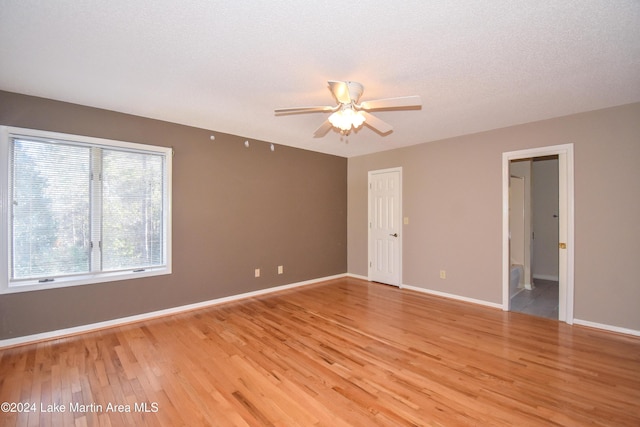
275,80,421,137
245,139,275,152
209,135,275,152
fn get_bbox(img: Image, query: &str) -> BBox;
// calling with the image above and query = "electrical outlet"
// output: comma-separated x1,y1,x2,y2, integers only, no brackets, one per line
439,270,446,279
278,265,283,274
255,268,260,278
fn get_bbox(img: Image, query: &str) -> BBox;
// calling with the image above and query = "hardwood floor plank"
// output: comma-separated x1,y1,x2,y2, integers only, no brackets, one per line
1,277,639,426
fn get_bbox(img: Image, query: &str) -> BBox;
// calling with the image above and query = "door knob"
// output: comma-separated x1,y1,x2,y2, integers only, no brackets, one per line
390,233,398,237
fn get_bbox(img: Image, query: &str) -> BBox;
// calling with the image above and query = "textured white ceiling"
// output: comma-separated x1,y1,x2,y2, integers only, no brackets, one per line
1,1,639,157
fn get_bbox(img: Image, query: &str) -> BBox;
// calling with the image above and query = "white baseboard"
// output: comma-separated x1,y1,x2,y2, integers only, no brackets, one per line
401,285,640,337
345,273,369,281
573,319,640,337
533,274,559,282
400,284,503,310
0,273,347,349
7,274,637,348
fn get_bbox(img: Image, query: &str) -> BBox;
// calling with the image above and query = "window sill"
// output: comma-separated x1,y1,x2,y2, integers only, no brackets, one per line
1,267,171,294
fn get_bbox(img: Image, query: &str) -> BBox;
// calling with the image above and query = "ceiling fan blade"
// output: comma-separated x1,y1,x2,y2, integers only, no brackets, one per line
361,111,393,134
360,95,422,110
313,119,333,137
328,81,351,104
274,105,335,114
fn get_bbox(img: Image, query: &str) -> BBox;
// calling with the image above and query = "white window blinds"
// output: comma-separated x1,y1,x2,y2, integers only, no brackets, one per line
101,149,165,271
2,127,172,292
10,138,91,279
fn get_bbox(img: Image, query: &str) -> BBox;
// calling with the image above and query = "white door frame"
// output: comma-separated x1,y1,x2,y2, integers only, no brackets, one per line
368,167,403,286
502,144,574,323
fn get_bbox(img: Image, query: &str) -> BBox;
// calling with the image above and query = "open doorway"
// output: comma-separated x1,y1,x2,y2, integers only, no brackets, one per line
502,144,574,324
509,156,559,319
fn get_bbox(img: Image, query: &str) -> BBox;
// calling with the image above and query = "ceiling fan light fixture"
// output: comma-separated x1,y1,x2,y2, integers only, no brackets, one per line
275,80,421,137
328,106,366,132
352,110,365,129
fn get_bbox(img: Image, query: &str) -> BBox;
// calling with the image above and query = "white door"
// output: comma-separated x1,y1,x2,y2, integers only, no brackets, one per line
368,168,402,286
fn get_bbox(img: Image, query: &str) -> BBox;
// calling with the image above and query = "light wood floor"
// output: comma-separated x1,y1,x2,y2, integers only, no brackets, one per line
1,277,639,426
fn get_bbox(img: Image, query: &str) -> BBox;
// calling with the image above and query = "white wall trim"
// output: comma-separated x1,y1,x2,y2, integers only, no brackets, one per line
345,273,369,281
401,284,639,338
533,274,560,282
6,274,638,348
0,274,347,349
574,319,640,337
502,143,574,324
400,284,503,310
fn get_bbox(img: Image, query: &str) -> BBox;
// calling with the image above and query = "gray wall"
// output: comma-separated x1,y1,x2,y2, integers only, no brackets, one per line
0,91,347,339
3,91,638,339
348,102,640,331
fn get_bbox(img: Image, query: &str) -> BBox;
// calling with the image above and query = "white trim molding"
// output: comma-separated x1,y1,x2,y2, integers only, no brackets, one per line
345,273,369,281
400,284,503,310
574,319,640,337
533,274,560,282
502,143,575,324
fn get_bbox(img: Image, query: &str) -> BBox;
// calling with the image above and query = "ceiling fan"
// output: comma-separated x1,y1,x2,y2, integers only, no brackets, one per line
275,80,422,137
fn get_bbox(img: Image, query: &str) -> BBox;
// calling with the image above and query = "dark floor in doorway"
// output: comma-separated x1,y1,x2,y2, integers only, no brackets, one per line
511,279,559,320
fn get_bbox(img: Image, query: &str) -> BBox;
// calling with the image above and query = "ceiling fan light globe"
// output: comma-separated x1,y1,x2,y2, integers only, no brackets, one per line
352,111,366,128
328,108,366,131
328,111,341,127
329,110,350,131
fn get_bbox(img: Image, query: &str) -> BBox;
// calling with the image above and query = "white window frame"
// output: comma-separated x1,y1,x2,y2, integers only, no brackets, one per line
0,126,172,294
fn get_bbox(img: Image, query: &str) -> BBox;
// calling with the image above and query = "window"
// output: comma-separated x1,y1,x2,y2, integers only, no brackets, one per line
0,126,172,293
